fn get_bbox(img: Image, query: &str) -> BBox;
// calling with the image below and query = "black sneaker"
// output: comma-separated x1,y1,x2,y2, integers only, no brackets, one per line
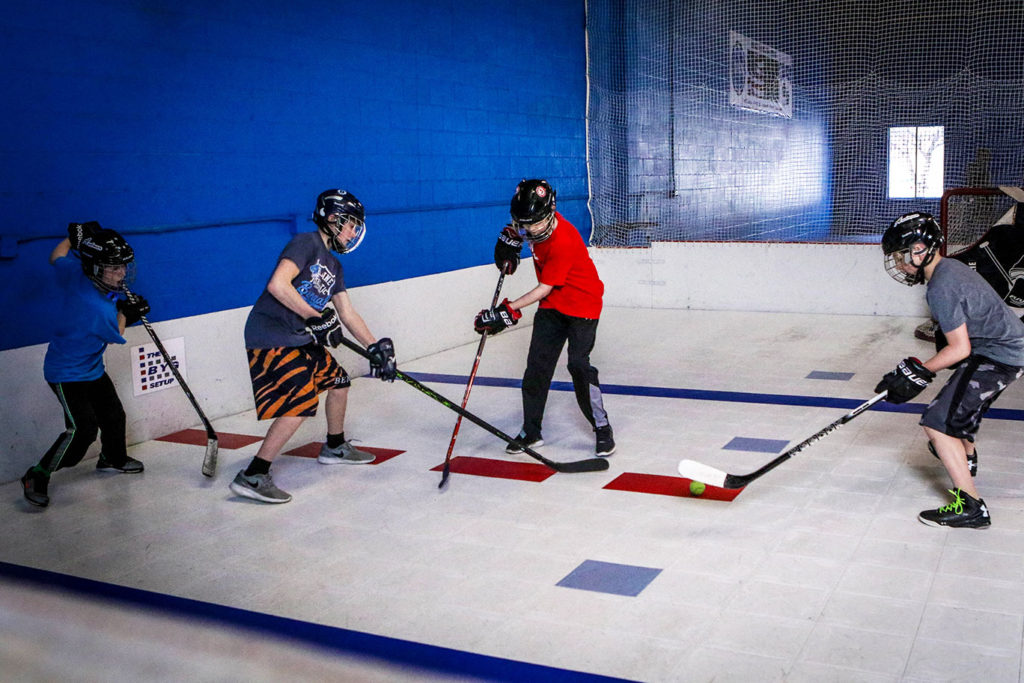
96,453,145,473
918,488,991,528
595,425,616,457
21,467,50,508
927,441,978,477
505,431,543,454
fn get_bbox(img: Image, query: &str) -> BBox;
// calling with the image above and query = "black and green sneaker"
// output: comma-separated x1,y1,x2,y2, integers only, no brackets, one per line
918,488,991,529
927,441,978,477
21,466,50,508
95,453,145,473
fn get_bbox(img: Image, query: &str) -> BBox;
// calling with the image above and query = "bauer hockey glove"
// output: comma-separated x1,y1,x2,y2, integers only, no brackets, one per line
117,294,150,326
367,337,397,382
874,356,935,404
494,225,523,275
306,308,344,347
474,298,522,335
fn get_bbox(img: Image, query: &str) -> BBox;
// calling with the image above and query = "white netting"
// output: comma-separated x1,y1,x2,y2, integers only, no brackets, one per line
586,0,1024,246
942,187,1020,256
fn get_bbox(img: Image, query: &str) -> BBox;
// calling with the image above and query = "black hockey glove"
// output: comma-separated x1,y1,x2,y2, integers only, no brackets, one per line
474,298,522,335
306,308,344,347
494,225,523,275
367,337,397,382
117,294,150,326
874,356,936,404
67,221,102,251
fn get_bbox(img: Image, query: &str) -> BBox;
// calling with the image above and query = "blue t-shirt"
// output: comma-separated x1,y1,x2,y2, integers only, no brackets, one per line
43,257,127,383
927,258,1024,367
244,232,347,349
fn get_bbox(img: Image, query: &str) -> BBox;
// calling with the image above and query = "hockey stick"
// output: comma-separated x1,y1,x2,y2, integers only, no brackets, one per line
677,391,888,495
338,336,608,474
439,270,505,488
125,290,219,478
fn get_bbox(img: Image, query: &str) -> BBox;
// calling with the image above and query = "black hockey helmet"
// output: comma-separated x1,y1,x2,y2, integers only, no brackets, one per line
510,179,557,242
313,189,366,253
882,212,943,285
75,223,135,293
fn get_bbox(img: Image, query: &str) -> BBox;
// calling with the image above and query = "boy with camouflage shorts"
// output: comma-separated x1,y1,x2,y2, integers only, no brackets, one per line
878,212,1024,528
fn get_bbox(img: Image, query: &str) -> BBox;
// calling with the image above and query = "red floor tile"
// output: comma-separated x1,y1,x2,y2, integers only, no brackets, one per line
430,456,556,482
603,472,740,501
156,429,264,450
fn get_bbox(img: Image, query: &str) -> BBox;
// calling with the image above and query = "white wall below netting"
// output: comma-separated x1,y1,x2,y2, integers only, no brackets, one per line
0,245,927,483
592,242,929,316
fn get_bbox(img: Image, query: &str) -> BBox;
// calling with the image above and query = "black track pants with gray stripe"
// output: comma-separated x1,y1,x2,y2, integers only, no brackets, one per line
521,308,609,439
37,373,127,473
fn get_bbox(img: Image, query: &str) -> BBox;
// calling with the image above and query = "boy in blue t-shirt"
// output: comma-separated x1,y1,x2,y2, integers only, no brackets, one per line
878,212,1024,528
21,222,151,508
230,189,397,505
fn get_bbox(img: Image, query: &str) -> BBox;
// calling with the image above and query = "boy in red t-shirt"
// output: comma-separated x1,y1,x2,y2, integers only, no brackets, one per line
474,179,614,456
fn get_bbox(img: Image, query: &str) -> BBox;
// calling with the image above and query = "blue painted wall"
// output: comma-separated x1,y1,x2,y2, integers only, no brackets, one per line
0,0,589,350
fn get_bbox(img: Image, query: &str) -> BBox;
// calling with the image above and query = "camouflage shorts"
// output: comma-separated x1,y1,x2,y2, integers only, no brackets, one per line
920,355,1023,440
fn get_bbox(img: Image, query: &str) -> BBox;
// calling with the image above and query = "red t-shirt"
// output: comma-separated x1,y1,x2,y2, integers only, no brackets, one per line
530,212,604,319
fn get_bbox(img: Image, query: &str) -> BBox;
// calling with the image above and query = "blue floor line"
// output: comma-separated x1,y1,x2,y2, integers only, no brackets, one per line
406,372,1024,422
0,561,634,683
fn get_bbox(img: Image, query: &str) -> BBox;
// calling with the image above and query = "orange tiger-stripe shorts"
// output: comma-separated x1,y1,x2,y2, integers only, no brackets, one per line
247,344,350,420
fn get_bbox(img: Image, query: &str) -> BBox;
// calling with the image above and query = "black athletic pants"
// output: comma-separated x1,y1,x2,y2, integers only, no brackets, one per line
37,373,127,473
521,308,609,439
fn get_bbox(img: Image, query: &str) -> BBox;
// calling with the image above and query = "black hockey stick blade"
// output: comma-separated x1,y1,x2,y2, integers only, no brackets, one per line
339,336,608,474
677,391,888,496
126,290,220,478
439,271,506,489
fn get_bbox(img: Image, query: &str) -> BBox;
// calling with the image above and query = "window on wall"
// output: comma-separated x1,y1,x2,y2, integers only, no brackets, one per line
888,126,944,199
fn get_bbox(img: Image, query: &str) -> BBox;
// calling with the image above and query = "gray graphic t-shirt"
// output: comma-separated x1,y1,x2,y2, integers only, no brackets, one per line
244,232,346,349
927,258,1024,367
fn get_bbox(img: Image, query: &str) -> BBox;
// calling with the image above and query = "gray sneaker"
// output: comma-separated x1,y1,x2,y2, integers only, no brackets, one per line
318,440,375,465
229,470,292,503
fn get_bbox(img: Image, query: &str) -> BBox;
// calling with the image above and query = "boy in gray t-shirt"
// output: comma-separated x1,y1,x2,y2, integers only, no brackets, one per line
878,212,1024,528
230,189,398,505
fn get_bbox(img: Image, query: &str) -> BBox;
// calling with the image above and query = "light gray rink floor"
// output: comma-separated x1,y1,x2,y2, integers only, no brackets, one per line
3,308,1024,682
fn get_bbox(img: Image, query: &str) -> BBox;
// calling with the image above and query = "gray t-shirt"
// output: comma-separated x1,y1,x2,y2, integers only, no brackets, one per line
927,258,1024,367
244,232,346,349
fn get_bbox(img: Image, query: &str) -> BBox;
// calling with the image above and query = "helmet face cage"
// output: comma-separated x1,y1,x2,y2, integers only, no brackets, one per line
510,179,557,242
78,230,135,294
881,212,942,286
313,190,366,253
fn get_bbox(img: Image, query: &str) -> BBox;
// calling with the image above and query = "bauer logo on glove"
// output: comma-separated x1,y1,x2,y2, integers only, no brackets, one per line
474,298,522,335
494,225,523,275
874,356,936,404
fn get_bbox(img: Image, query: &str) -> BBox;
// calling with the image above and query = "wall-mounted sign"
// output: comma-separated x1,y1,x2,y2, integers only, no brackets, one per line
729,31,792,118
131,337,186,397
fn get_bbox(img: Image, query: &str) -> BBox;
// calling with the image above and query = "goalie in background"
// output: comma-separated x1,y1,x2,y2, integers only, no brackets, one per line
20,222,150,509
914,197,1024,342
879,212,1024,528
475,179,615,458
232,189,396,504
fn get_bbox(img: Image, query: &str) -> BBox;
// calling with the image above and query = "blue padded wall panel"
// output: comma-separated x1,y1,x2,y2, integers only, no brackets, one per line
0,0,587,350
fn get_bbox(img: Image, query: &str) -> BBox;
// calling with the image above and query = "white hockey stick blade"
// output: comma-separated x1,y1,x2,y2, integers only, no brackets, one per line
201,438,219,478
677,459,728,488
